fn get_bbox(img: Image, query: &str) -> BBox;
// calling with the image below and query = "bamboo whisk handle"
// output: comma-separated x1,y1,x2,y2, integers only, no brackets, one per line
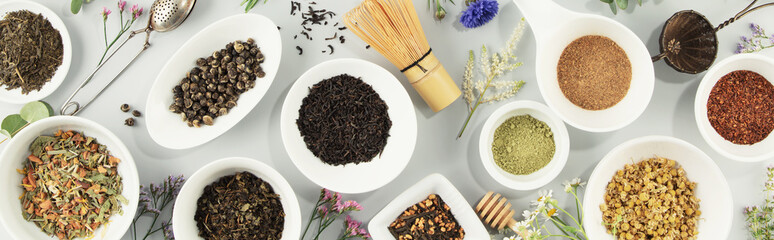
475,191,518,230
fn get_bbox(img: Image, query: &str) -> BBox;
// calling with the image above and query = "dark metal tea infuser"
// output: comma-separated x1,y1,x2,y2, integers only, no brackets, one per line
60,0,196,115
651,0,774,74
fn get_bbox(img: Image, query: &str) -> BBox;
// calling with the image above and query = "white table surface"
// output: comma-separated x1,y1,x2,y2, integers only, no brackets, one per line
1,0,772,239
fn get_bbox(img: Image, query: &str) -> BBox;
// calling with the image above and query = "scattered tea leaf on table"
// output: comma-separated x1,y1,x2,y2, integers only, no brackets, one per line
1,114,27,137
20,101,52,123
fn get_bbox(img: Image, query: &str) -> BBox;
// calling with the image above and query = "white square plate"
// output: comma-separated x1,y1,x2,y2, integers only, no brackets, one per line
368,173,489,239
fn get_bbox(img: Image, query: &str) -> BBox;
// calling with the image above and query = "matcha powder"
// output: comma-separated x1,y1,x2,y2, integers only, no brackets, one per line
492,115,555,175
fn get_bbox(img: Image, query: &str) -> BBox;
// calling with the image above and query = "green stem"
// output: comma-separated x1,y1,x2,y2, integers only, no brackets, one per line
103,20,108,48
549,217,574,238
302,198,323,239
457,74,495,139
571,189,583,225
552,203,582,230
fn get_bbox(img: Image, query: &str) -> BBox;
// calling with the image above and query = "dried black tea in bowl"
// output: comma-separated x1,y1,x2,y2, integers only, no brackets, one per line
0,10,64,94
296,74,392,166
194,171,285,240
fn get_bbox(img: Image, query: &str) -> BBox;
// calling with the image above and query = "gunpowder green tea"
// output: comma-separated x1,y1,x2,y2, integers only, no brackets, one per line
20,130,126,240
194,171,285,240
492,115,555,175
0,10,64,94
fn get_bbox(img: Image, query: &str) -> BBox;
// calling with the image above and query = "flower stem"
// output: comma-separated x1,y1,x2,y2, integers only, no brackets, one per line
301,198,323,239
457,74,495,139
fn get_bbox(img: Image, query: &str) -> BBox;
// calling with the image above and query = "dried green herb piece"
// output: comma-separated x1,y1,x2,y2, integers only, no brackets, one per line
19,130,124,240
194,171,285,240
0,10,64,94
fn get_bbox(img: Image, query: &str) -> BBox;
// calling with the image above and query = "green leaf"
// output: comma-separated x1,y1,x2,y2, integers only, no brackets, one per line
20,101,52,123
71,0,83,14
2,114,28,137
609,2,618,14
616,0,628,10
0,129,9,138
600,0,613,3
637,0,642,5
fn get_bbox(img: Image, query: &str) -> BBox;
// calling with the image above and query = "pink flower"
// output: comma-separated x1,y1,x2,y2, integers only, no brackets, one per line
101,7,112,21
118,0,127,12
334,200,363,213
344,215,370,239
321,188,333,202
317,205,329,218
131,4,143,19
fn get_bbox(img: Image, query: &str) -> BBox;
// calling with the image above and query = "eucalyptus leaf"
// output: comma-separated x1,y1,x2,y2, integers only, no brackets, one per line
42,101,54,117
600,0,613,3
609,2,618,14
616,0,628,10
0,129,9,138
1,114,28,137
71,0,83,14
637,0,642,5
20,101,52,123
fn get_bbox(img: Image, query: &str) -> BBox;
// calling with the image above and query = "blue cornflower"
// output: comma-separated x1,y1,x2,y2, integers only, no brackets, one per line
460,0,499,29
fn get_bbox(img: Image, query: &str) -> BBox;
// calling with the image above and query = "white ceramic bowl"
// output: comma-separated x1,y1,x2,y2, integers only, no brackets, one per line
368,173,489,239
478,100,569,190
172,157,301,240
146,13,281,149
0,116,139,240
583,135,733,240
513,0,654,132
694,54,774,162
280,58,417,194
0,1,72,104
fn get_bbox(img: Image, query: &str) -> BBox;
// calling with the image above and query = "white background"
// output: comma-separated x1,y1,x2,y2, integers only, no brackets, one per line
0,0,772,239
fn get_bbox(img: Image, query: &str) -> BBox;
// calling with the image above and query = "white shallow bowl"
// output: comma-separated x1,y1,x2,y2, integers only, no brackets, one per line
280,58,417,194
0,116,139,240
146,13,281,149
172,157,301,240
513,0,654,132
583,136,733,240
368,173,489,239
694,54,774,162
478,100,569,190
0,1,72,104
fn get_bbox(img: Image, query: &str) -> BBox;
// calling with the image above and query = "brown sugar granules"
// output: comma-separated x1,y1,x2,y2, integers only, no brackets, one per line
389,194,465,240
707,70,774,145
557,35,632,110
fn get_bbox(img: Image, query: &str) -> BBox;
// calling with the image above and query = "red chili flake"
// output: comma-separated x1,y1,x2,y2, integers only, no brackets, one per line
707,70,774,145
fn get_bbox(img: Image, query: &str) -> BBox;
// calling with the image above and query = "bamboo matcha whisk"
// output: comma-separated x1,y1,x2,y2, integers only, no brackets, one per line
476,192,519,231
344,0,461,112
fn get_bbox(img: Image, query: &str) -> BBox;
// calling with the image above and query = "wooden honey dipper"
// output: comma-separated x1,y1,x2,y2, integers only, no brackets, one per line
475,191,518,230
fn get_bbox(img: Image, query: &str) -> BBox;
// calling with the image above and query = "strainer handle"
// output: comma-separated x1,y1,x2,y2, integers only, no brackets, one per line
60,28,152,116
716,0,774,31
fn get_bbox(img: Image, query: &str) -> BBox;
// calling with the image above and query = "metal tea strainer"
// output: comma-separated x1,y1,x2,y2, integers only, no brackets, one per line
651,0,774,74
60,0,196,115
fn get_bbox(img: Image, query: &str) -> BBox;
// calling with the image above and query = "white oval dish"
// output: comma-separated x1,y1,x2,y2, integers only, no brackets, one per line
146,13,281,149
512,0,654,132
478,100,570,190
368,173,489,239
694,54,774,162
0,116,139,240
172,157,301,240
280,58,417,194
583,136,733,240
0,1,72,104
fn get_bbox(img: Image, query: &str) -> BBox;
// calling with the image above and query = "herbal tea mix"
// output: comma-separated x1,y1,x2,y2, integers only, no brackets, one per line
19,130,126,240
0,10,64,94
558,35,632,110
492,115,555,175
388,194,465,239
194,171,285,240
296,74,392,166
707,70,774,145
169,39,266,127
601,157,701,239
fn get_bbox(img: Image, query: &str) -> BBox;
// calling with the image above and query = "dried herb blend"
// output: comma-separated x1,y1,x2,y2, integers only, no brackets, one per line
0,10,64,94
194,171,285,240
492,115,555,175
601,157,701,240
388,194,465,240
557,35,632,110
707,70,774,145
169,39,266,127
19,130,125,240
296,74,391,166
